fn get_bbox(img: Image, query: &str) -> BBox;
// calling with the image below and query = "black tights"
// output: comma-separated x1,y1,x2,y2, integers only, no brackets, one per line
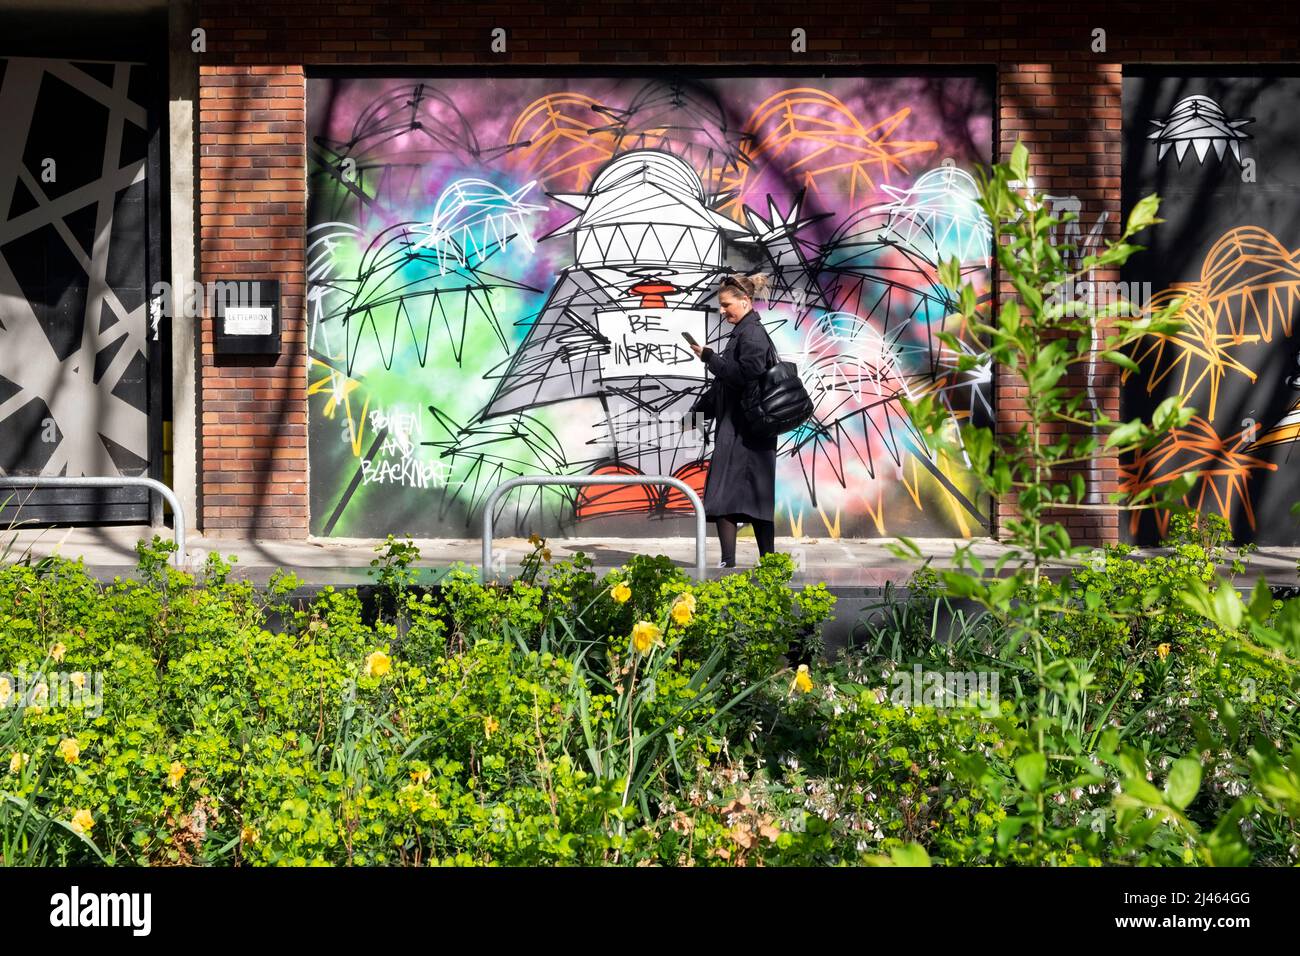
716,515,776,567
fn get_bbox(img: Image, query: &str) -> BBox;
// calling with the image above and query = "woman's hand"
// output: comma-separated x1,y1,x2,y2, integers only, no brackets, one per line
690,343,705,358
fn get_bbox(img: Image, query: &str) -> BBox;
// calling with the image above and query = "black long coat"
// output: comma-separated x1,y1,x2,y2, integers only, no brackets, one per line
690,310,778,523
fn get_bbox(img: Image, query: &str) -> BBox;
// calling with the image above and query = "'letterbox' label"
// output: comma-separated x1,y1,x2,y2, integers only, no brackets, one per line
223,307,273,336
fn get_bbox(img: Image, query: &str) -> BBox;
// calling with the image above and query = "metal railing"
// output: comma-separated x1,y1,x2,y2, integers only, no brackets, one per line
482,474,707,582
1,476,186,567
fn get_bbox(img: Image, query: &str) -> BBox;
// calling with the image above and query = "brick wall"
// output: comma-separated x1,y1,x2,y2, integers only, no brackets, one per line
197,65,307,537
193,0,1300,541
997,62,1124,543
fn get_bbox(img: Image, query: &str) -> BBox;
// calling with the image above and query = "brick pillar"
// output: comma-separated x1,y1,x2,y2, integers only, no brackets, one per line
997,61,1123,546
197,65,308,538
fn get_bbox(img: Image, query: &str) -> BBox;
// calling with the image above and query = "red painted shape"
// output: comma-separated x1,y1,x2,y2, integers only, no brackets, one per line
663,460,709,513
628,280,677,309
575,463,657,518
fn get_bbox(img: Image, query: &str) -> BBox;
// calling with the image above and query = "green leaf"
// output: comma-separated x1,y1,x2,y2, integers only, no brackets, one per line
1273,599,1300,655
987,575,1020,610
1101,350,1140,374
999,299,1022,334
892,535,923,560
938,256,961,293
1247,578,1273,625
1209,580,1244,632
996,816,1026,850
889,843,932,867
1105,418,1148,450
1205,798,1255,867
1154,471,1198,505
941,570,985,600
1119,759,1165,805
959,283,977,318
1124,194,1161,236
1151,395,1190,433
1164,757,1202,811
962,425,995,475
1010,140,1029,183
1014,751,1047,794
1012,274,1044,315
1219,696,1241,743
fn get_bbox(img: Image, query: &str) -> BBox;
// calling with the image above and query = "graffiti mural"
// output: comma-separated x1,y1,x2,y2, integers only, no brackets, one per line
1122,74,1300,544
0,57,156,522
306,75,993,539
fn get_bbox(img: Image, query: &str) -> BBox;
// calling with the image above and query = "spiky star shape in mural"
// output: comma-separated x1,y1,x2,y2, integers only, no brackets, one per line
1120,416,1277,536
731,190,831,331
410,177,548,275
1148,95,1254,165
872,164,992,268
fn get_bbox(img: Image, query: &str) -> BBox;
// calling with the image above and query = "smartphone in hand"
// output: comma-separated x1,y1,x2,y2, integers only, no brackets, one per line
681,331,698,347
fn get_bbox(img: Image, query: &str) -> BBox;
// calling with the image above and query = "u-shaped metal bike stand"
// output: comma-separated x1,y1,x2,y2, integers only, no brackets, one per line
1,475,186,567
481,474,707,582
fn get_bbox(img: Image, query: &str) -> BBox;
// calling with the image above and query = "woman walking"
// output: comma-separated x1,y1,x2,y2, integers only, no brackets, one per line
686,273,779,568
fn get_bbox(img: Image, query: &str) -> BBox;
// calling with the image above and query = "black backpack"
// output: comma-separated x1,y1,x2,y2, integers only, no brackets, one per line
738,330,814,438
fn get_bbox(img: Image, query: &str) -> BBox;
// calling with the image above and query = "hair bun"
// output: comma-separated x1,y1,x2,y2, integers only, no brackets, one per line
720,272,771,300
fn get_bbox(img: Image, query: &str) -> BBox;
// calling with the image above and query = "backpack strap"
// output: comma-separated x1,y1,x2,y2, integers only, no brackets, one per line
759,325,777,370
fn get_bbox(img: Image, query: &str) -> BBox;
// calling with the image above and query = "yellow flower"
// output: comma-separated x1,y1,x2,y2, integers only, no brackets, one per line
58,738,80,764
240,825,258,846
631,620,663,656
70,672,86,690
70,809,94,835
8,752,28,774
0,678,11,708
364,650,391,678
409,768,432,785
50,642,67,662
166,760,186,789
483,715,500,737
791,664,814,695
400,784,424,814
528,532,543,547
610,581,632,604
541,548,552,563
1156,643,1171,660
671,592,696,626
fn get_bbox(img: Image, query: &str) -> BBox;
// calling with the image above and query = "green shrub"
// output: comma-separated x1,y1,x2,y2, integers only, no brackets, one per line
2,526,1294,866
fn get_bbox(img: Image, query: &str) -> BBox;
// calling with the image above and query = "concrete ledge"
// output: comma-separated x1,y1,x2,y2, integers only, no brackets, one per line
6,524,1298,661
6,524,1298,587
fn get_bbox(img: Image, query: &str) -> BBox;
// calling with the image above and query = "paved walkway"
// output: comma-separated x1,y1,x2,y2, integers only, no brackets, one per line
4,524,1298,589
